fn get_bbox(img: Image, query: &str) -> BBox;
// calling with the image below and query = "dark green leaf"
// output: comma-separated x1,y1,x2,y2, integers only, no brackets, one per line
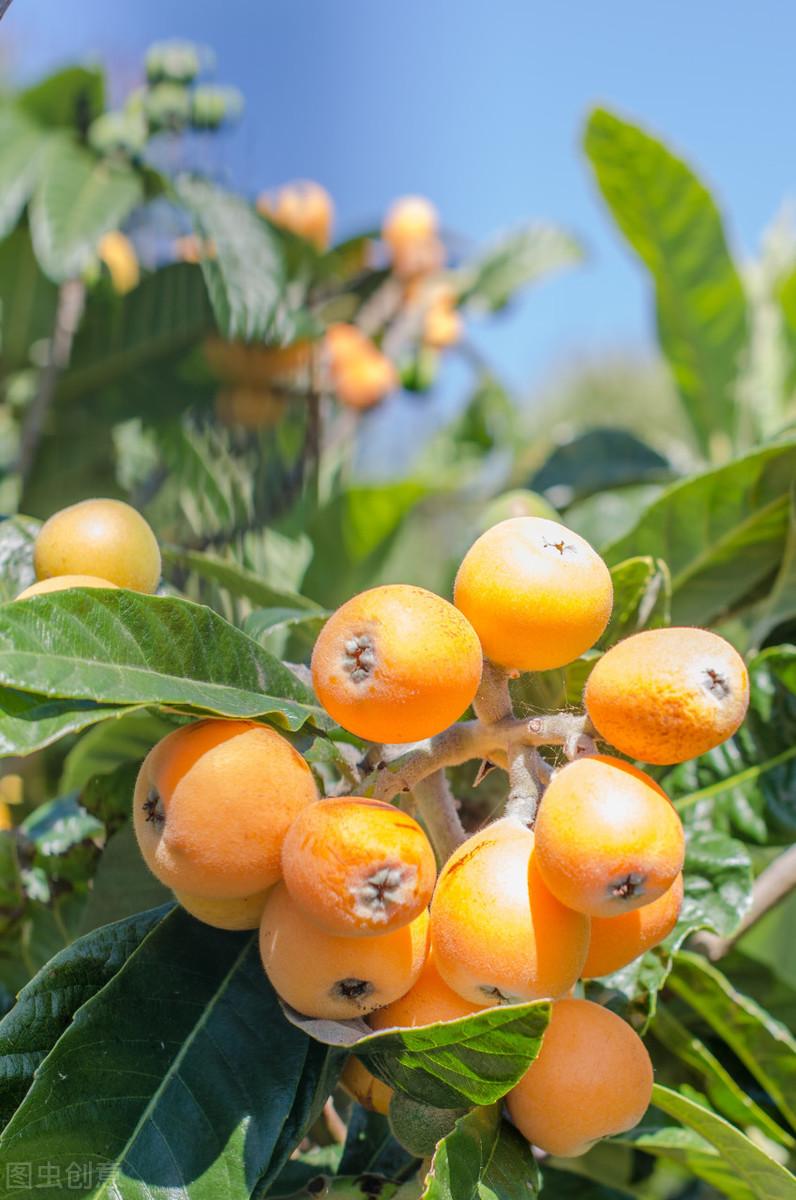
530,428,674,509
667,951,796,1133
0,908,341,1197
0,905,167,1125
538,1168,633,1198
0,590,329,742
584,108,749,456
289,1001,551,1109
337,1107,416,1180
602,439,796,624
175,175,312,343
29,138,142,282
456,222,583,312
0,226,59,373
669,648,796,845
0,688,136,759
422,1106,540,1200
78,823,172,935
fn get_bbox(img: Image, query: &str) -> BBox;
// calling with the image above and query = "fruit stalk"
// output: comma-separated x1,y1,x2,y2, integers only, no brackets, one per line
412,770,467,862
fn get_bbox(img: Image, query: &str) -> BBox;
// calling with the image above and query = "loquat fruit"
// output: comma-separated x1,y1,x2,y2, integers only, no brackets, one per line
368,949,484,1029
430,818,590,1006
584,627,750,765
34,498,161,594
259,884,429,1019
311,584,483,744
534,755,685,918
340,1055,393,1115
173,887,271,931
15,575,118,600
506,997,653,1157
133,719,318,899
453,517,613,671
582,872,684,978
258,181,334,251
282,796,436,936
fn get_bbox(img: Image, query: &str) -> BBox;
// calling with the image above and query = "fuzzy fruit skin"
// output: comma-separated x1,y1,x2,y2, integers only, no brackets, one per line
259,884,429,1019
34,498,161,593
369,951,484,1029
382,196,438,250
258,181,334,251
340,1056,393,1115
311,584,483,744
453,517,613,671
282,797,436,936
133,719,318,899
534,755,684,919
582,873,684,979
585,627,750,765
507,997,653,1157
16,574,118,600
334,350,397,410
173,887,271,931
430,819,590,1005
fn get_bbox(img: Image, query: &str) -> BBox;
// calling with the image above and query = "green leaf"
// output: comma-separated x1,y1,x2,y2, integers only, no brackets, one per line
651,1002,794,1149
530,428,674,509
584,108,749,456
599,555,671,649
456,221,583,312
60,708,179,792
0,907,341,1197
537,1168,633,1199
646,1084,796,1199
422,1106,540,1200
175,175,311,343
18,66,105,130
162,546,323,611
0,688,136,758
0,905,167,1125
59,262,214,403
615,1111,759,1200
0,108,50,239
289,1001,551,1109
20,795,103,857
602,438,796,625
750,492,796,647
78,823,172,935
337,1107,415,1180
669,647,796,844
0,515,39,603
0,226,59,373
667,951,796,1133
0,590,329,744
244,607,329,660
29,138,143,282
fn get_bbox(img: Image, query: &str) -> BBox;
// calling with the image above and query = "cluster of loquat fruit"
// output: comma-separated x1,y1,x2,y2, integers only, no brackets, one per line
206,187,462,428
21,500,750,1161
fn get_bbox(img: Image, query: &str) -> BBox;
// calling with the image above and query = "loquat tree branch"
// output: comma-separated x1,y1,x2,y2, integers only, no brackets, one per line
691,843,796,961
412,770,467,863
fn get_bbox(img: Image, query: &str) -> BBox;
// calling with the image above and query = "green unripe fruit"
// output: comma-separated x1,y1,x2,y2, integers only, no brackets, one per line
476,489,558,534
145,40,202,85
144,83,192,132
88,111,148,158
388,1093,466,1157
191,85,244,129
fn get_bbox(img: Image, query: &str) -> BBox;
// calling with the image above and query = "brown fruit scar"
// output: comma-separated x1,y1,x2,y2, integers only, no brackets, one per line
143,787,165,826
543,538,576,558
351,863,418,922
704,668,731,699
342,634,377,683
478,984,516,1004
332,977,375,1003
610,873,645,901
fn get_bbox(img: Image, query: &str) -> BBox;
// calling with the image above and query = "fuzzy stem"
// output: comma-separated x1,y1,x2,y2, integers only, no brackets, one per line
505,743,540,825
412,770,467,862
473,659,513,725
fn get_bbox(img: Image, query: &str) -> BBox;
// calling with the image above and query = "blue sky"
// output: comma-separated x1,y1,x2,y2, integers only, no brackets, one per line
3,1,794,400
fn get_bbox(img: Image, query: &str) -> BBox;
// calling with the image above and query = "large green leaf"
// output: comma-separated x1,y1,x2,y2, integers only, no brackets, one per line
669,647,796,844
584,108,749,456
60,708,179,792
0,108,50,240
602,438,796,624
530,428,674,509
646,1085,796,1199
599,555,671,649
0,905,167,1126
175,175,310,343
18,66,105,130
0,590,328,742
651,1002,794,1149
59,263,214,404
0,907,341,1198
422,1106,540,1200
29,138,143,282
615,1111,759,1200
78,823,172,935
290,1001,550,1109
456,221,583,312
0,688,136,758
667,951,796,1133
0,225,59,372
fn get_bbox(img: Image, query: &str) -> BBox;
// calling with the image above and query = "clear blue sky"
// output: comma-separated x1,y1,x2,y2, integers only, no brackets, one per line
3,1,794,397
